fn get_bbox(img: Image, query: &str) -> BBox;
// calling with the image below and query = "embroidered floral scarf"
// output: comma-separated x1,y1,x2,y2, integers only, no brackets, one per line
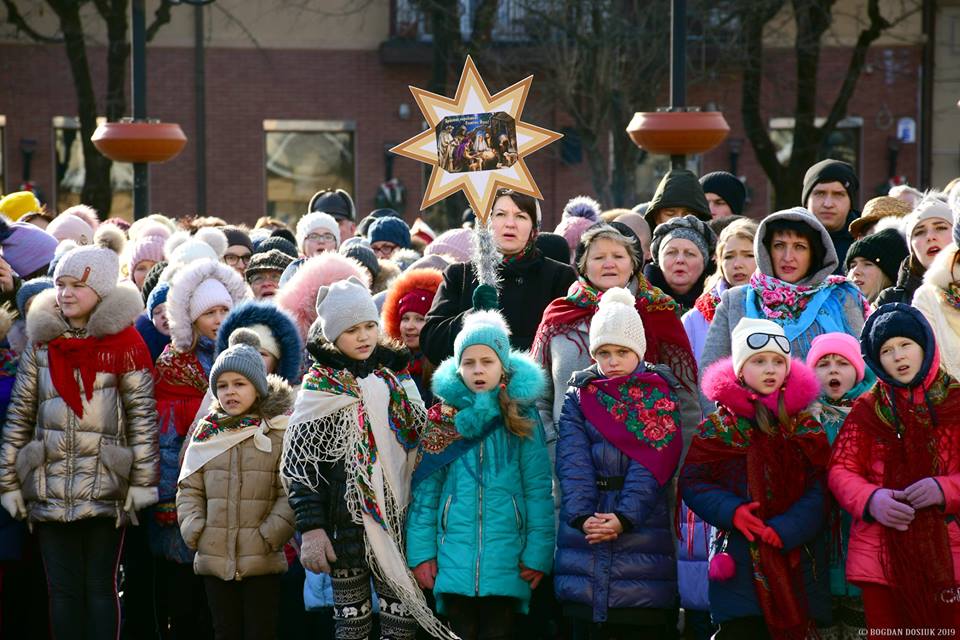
411,402,499,490
579,368,682,486
500,241,536,266
939,282,960,311
694,286,722,323
748,271,849,322
301,364,419,526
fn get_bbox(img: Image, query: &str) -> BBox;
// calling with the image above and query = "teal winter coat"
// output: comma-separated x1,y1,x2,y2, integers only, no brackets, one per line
406,350,555,614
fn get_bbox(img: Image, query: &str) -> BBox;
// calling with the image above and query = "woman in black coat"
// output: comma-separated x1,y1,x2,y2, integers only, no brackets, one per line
420,189,577,365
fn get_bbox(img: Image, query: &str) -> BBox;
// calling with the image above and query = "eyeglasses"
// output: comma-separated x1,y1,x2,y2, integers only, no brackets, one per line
305,233,337,244
372,242,399,258
746,332,791,355
249,272,281,286
223,253,252,266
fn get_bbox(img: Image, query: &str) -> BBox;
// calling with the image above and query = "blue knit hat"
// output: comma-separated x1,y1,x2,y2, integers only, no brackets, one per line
367,217,411,249
861,302,934,388
15,277,53,317
454,310,512,368
147,281,170,316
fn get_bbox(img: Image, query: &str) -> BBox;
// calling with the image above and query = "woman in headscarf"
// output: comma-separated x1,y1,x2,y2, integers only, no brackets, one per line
643,215,716,315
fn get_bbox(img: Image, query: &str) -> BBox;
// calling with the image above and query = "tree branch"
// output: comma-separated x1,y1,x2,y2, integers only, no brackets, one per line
1,0,63,42
145,0,172,42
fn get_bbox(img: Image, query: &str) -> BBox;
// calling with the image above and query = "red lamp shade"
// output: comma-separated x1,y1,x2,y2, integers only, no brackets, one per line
92,121,187,163
626,111,730,156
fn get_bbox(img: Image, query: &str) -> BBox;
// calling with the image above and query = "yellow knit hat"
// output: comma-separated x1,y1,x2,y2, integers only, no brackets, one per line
0,191,42,221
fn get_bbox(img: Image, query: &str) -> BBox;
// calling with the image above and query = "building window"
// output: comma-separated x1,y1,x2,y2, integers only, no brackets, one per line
393,0,529,42
53,116,133,219
769,116,863,174
264,120,356,225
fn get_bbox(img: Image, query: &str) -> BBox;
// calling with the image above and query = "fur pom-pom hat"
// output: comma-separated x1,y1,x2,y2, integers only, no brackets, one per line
60,204,100,231
555,196,602,255
588,287,645,358
274,251,370,340
210,328,269,398
167,260,249,351
296,211,341,250
53,226,126,299
454,309,512,367
165,227,228,266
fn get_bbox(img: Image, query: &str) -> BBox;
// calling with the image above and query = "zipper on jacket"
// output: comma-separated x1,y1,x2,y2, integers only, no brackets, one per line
475,441,483,595
512,496,522,531
440,495,452,545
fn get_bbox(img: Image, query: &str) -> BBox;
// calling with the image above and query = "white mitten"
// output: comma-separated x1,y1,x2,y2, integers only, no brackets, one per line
300,528,338,574
124,486,159,512
1,490,26,520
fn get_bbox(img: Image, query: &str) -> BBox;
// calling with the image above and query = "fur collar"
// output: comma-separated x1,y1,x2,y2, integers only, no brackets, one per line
26,283,144,344
215,301,303,384
702,356,820,419
431,350,545,439
307,334,411,378
371,259,401,295
921,242,960,291
208,374,294,418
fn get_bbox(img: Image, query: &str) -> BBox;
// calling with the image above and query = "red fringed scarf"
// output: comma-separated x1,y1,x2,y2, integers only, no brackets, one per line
47,326,154,418
532,276,689,375
154,347,209,437
681,406,831,639
831,369,959,627
693,286,722,323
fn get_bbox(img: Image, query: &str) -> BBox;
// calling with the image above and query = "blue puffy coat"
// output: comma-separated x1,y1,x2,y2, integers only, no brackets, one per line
553,365,679,623
406,351,554,615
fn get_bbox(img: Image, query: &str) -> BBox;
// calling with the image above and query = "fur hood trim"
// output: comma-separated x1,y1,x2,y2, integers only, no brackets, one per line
307,334,411,375
702,356,820,419
921,242,959,291
371,258,401,295
275,252,370,340
167,260,249,351
26,282,144,344
215,301,303,384
0,305,15,343
431,349,546,410
381,268,443,341
209,373,294,419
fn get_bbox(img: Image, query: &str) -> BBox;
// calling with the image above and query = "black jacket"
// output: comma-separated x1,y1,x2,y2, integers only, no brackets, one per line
286,339,411,564
826,210,860,275
875,255,924,307
420,251,576,365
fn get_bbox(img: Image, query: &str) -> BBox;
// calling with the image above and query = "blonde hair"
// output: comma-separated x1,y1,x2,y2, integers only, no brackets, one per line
497,379,534,438
708,218,759,290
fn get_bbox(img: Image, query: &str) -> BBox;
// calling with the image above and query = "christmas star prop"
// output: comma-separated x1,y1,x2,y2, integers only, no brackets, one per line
391,56,562,224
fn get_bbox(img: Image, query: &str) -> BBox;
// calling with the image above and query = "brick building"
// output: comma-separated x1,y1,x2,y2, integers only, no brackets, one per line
0,0,955,229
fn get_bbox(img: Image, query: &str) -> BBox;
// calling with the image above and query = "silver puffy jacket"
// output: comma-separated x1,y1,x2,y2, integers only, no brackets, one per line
0,285,158,524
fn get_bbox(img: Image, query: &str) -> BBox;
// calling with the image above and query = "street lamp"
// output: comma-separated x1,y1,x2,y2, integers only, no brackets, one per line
626,0,729,169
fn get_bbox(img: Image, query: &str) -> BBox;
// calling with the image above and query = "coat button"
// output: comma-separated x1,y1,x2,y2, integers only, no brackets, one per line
516,277,524,285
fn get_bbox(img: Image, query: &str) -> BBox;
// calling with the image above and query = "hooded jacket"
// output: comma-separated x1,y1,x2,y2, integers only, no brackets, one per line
911,244,960,381
177,376,296,581
553,364,679,623
680,357,831,626
699,209,866,411
0,285,158,524
405,351,554,615
643,169,711,232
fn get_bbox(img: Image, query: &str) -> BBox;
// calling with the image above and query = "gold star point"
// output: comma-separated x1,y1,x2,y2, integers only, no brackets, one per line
391,56,562,222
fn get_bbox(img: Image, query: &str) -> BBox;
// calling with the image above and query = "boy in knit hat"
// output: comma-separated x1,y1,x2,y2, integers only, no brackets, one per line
282,276,450,640
367,216,411,259
700,171,747,219
553,287,681,637
0,234,158,639
177,329,295,639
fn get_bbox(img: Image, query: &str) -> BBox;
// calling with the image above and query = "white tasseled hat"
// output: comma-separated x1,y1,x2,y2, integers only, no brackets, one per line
588,287,646,358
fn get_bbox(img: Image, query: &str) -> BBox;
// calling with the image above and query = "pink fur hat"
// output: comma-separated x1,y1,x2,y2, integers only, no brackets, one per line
702,356,820,419
275,252,371,340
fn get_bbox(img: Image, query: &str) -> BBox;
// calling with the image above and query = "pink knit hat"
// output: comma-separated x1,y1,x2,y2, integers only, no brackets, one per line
425,228,473,263
805,332,865,383
128,222,171,274
48,212,95,245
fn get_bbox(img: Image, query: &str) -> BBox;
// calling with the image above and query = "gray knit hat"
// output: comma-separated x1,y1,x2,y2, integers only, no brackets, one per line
210,328,269,398
651,214,716,266
315,275,379,343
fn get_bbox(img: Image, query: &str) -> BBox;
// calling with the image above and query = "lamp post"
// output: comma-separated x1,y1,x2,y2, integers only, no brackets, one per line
627,0,729,170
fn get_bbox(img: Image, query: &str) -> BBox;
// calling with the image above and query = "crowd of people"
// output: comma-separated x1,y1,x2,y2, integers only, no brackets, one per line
0,160,956,640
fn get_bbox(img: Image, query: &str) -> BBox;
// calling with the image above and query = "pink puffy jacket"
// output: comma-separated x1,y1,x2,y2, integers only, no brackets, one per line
828,413,960,586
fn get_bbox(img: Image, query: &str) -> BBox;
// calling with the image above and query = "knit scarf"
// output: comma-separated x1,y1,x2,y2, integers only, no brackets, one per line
693,285,722,323
681,406,831,639
579,368,682,486
832,370,959,627
531,276,679,372
500,240,536,266
47,325,153,418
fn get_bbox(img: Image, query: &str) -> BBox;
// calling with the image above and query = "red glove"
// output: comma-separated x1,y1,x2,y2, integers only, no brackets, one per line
519,563,544,590
760,526,783,549
732,502,767,542
413,559,438,590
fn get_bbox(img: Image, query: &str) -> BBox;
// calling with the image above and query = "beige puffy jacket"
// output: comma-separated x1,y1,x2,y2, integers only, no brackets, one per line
177,377,295,581
0,286,159,524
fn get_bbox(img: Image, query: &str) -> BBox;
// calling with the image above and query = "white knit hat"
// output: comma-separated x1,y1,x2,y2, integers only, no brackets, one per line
189,279,233,321
731,317,791,376
296,211,341,250
588,287,646,357
247,323,281,359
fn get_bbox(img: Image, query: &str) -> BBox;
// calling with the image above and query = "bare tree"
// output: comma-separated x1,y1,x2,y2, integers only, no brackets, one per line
736,0,920,208
2,0,172,216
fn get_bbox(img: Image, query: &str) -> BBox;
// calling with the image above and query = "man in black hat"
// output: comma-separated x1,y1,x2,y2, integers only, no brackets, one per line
803,159,860,274
308,188,357,240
